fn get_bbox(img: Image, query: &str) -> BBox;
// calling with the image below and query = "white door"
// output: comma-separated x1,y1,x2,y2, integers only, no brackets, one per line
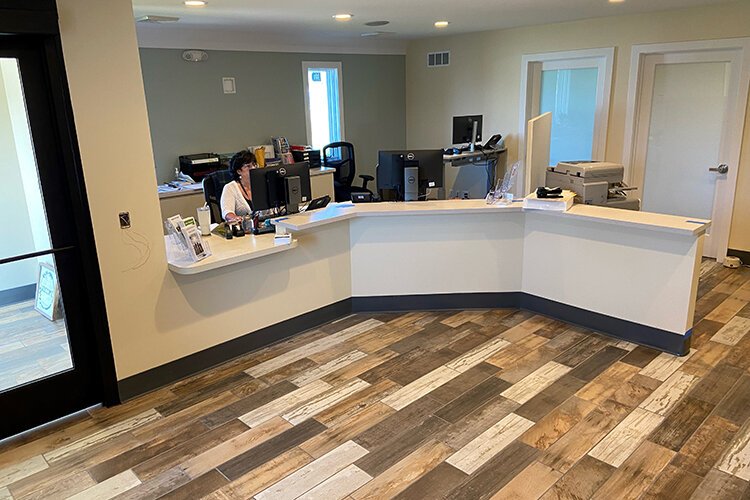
625,40,750,260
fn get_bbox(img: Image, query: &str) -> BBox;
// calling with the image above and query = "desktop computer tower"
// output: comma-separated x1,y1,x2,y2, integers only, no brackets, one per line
404,165,418,201
285,176,302,213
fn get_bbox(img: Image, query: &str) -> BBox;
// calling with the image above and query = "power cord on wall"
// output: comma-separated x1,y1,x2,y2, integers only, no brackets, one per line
121,227,151,271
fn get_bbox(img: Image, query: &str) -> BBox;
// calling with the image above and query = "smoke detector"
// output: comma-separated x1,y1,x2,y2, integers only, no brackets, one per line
136,15,180,23
182,50,209,62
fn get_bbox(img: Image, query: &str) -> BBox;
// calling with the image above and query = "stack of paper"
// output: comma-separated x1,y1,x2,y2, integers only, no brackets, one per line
522,190,575,211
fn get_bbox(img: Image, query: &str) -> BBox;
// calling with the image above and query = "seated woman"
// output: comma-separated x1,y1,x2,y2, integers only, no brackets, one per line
220,150,277,223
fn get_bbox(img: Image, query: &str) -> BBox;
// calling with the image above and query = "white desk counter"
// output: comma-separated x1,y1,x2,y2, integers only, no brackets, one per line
273,200,709,236
166,233,297,275
165,199,709,355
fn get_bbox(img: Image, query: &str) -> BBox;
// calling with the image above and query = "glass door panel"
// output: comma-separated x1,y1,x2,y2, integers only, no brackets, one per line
0,257,73,393
0,57,75,393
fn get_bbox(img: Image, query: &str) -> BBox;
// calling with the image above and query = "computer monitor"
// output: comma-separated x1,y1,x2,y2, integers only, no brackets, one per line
452,115,483,145
249,161,312,214
377,149,444,200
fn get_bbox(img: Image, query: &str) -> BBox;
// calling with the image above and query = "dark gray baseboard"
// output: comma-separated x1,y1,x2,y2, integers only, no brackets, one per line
0,284,36,307
354,293,690,356
351,292,522,312
117,298,352,401
728,248,750,264
117,292,691,401
518,294,690,356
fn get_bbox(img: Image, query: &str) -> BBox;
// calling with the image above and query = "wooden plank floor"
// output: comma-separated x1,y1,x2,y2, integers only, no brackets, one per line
0,299,71,392
2,260,750,499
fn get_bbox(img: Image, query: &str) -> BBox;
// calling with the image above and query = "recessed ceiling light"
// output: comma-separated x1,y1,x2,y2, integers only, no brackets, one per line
434,21,450,28
608,0,625,3
184,0,207,6
333,13,354,21
365,20,390,27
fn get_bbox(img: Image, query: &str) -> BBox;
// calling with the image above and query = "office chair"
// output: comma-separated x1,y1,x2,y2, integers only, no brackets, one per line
322,141,373,202
202,169,234,223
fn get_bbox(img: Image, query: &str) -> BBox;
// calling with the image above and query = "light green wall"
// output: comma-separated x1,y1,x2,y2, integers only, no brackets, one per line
140,49,406,183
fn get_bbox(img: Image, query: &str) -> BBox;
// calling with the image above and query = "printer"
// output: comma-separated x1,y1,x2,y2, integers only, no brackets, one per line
179,153,221,181
545,161,640,211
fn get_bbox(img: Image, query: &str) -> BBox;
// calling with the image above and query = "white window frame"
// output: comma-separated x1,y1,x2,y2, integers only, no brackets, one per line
301,61,345,148
518,48,614,195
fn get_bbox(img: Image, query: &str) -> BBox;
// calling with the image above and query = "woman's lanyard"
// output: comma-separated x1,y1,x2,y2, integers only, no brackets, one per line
238,181,253,211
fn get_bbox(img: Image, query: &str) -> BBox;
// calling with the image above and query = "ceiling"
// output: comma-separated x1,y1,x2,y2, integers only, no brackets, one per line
132,0,731,53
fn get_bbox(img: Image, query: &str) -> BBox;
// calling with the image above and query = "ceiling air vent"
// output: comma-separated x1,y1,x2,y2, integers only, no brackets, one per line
427,51,450,68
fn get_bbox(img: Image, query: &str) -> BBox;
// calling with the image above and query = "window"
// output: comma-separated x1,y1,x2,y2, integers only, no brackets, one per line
302,62,344,152
519,48,614,193
540,65,599,166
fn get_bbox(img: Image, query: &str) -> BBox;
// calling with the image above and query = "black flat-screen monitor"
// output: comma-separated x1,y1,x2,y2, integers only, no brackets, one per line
249,161,312,213
377,149,444,199
452,115,483,144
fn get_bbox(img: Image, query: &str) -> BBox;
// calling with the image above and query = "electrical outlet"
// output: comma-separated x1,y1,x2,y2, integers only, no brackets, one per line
119,212,131,229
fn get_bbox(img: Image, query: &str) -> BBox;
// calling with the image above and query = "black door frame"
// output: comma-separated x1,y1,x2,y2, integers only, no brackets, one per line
1,1,119,438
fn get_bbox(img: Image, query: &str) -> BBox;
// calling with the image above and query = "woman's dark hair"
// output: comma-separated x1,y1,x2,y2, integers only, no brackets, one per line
229,150,257,181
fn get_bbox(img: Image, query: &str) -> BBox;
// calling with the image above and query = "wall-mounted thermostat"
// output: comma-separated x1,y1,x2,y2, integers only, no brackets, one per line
222,77,236,94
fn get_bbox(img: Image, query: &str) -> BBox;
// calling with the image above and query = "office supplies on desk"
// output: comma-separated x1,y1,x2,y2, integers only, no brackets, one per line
523,190,575,211
306,195,331,210
252,224,275,235
545,161,640,210
486,161,519,205
483,133,503,150
351,192,375,203
166,214,211,261
272,136,290,156
254,146,266,167
535,186,563,198
197,205,211,236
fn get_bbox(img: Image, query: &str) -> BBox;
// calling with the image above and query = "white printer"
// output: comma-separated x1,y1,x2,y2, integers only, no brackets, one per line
545,161,640,211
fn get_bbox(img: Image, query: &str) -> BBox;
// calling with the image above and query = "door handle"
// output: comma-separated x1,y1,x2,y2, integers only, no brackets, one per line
709,164,729,174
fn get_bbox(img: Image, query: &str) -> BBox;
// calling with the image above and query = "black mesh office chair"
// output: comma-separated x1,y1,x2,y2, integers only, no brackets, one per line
322,142,373,202
203,169,234,223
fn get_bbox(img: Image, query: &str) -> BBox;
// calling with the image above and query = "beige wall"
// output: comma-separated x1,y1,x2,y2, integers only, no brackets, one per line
57,0,353,380
405,1,750,251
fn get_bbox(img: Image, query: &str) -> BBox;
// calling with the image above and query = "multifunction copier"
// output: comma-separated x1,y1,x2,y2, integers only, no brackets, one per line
545,161,640,211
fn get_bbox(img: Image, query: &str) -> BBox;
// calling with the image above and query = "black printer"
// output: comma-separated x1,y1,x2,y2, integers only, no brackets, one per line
178,153,221,181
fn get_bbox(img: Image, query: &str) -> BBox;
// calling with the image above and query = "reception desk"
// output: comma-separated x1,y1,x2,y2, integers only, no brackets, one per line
165,200,707,361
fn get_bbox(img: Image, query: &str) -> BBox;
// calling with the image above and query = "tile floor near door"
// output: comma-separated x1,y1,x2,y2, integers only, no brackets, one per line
1,260,750,499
